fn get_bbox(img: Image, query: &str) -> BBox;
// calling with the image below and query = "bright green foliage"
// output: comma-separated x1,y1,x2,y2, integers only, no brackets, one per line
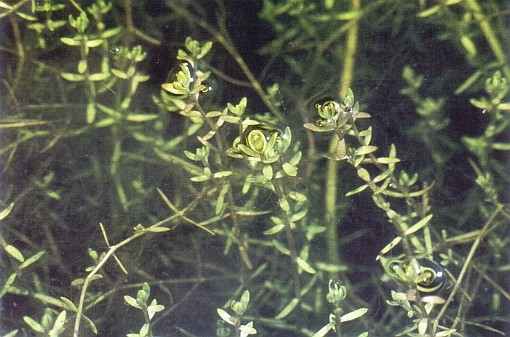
217,290,257,337
125,283,165,337
400,66,457,167
313,280,367,337
304,81,507,336
1,1,509,337
23,309,67,337
464,71,510,162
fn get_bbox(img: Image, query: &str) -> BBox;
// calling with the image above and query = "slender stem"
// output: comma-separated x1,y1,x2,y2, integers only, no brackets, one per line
195,101,253,269
271,175,302,297
165,2,283,120
434,203,504,329
464,0,510,81
0,0,30,19
325,0,360,277
72,194,206,337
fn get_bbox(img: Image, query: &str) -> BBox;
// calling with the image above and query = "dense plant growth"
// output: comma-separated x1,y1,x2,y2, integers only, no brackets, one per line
1,1,509,337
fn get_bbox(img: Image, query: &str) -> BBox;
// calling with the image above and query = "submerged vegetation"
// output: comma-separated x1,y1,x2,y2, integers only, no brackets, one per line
1,0,509,337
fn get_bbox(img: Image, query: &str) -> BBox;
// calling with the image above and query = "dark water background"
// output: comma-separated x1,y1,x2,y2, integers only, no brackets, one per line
1,1,509,336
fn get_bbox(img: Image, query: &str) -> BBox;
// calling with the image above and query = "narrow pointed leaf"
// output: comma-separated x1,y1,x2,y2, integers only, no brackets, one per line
5,245,24,262
0,203,14,220
339,308,368,322
263,224,285,235
274,298,299,319
296,257,316,274
23,317,45,333
404,214,433,236
217,308,234,325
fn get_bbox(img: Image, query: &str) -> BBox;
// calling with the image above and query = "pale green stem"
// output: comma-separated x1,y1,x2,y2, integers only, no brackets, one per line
325,0,360,277
465,0,510,80
434,203,504,330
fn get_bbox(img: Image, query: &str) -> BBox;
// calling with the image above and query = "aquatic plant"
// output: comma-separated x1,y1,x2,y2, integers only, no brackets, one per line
1,1,509,337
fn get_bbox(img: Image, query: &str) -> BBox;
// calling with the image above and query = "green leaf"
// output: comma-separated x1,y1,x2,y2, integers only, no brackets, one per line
183,150,198,161
85,39,103,48
70,278,85,287
375,157,400,164
59,297,78,312
60,72,86,81
339,308,368,322
263,224,285,235
492,142,510,150
296,257,316,274
460,35,477,58
86,102,96,124
240,290,250,308
303,121,335,132
5,245,24,262
272,240,291,255
1,273,18,297
221,115,242,124
316,262,348,272
239,322,257,336
498,102,510,110
191,175,210,182
215,184,229,215
0,203,14,220
376,236,402,259
312,322,335,337
287,191,307,202
404,214,433,236
345,184,368,196
279,198,290,212
217,308,234,325
60,37,81,46
373,169,392,183
289,151,302,166
357,168,371,182
133,73,150,83
125,295,141,309
344,88,354,108
197,41,213,59
1,329,19,337
417,5,440,17
274,298,299,319
23,317,45,334
100,26,122,39
82,314,98,334
469,98,490,110
139,323,150,337
263,165,273,180
148,303,165,318
19,251,45,269
356,145,377,155
227,97,247,116
49,311,66,336
77,60,87,74
146,227,170,233
282,163,297,176
290,209,307,222
213,171,232,178
205,110,223,118
111,68,128,79
126,114,159,122
88,72,110,81
95,118,115,128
